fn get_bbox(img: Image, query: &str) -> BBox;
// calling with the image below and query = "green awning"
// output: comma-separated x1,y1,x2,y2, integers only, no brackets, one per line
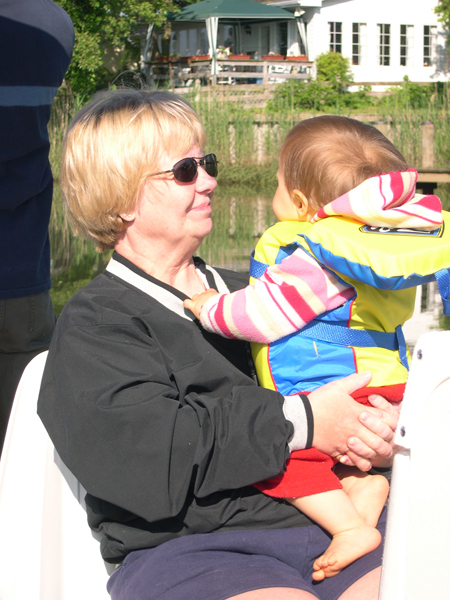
168,0,294,22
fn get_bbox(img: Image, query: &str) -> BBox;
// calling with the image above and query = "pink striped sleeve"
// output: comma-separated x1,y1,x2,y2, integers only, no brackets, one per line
199,249,353,343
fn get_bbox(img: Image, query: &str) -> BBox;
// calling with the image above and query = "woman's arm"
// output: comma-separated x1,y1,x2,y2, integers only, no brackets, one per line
185,249,353,343
38,279,399,534
39,324,398,524
38,315,297,523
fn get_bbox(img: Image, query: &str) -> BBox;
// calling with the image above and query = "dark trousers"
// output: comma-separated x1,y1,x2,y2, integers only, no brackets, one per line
0,291,55,454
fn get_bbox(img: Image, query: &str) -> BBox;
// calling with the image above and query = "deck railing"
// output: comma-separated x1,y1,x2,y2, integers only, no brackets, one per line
147,57,312,88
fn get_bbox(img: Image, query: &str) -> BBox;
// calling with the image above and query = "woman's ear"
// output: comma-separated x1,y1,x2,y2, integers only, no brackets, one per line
119,211,136,223
292,189,311,219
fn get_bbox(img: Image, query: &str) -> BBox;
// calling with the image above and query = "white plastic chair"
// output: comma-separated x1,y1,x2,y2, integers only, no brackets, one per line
380,330,450,599
0,351,111,600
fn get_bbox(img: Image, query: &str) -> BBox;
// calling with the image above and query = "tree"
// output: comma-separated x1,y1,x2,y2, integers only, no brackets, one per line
435,0,450,45
315,51,353,93
55,0,197,94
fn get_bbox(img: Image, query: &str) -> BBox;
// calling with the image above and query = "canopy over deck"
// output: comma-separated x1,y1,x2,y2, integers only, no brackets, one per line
166,0,294,77
168,0,295,22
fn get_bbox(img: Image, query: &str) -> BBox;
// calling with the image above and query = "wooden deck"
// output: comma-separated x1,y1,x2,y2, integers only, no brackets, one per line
416,169,450,193
417,168,450,183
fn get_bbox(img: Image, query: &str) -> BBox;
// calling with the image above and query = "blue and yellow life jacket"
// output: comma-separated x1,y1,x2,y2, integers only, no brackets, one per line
249,214,450,395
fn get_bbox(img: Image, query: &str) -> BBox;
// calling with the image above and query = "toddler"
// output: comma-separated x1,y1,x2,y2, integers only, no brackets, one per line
184,116,450,581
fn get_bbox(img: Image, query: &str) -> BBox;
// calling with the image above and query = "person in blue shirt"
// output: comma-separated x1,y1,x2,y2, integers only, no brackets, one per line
0,0,74,453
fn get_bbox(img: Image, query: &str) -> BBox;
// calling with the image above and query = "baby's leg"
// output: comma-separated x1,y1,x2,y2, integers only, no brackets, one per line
334,465,390,527
288,489,381,581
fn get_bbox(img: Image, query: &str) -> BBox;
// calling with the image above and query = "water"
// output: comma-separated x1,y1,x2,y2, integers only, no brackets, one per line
197,191,275,272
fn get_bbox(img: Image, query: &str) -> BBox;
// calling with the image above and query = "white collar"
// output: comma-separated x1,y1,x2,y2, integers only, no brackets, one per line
105,256,229,320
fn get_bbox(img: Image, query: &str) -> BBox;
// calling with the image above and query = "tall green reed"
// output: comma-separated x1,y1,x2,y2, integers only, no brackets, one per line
48,92,112,313
187,89,298,172
376,82,450,168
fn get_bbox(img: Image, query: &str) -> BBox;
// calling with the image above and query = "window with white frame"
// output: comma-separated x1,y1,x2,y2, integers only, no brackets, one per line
352,23,367,65
400,25,414,66
423,25,437,66
329,22,342,53
378,23,390,66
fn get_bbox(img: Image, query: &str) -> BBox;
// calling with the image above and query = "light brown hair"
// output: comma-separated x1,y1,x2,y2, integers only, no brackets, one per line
279,115,408,213
61,89,206,251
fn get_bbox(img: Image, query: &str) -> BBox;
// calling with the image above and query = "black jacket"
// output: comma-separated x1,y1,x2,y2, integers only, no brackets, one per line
38,253,312,563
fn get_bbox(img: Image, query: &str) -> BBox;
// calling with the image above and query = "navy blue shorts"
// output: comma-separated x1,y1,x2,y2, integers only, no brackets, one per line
107,509,386,600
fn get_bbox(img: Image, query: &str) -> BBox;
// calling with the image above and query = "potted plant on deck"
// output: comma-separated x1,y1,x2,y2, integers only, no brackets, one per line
286,55,308,61
262,51,284,60
216,46,231,59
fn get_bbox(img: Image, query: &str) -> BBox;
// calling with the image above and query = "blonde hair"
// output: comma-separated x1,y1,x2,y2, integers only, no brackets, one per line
279,115,408,213
61,88,206,251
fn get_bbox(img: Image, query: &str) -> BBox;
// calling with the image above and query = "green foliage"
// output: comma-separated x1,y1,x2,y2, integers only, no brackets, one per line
266,79,374,113
315,51,354,91
375,78,449,168
55,0,197,94
436,0,450,36
267,80,330,112
380,76,439,110
267,51,372,113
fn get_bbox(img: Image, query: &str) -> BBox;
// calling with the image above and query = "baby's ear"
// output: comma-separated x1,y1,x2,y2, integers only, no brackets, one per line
292,189,310,218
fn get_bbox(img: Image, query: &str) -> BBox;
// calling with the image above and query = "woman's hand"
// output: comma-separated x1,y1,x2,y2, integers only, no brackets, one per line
345,395,402,469
184,289,219,319
308,372,400,472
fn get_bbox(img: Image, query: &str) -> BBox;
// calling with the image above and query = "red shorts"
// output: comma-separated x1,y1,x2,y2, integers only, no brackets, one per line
253,384,404,498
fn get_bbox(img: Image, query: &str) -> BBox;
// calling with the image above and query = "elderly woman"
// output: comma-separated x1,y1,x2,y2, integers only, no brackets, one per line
38,89,398,600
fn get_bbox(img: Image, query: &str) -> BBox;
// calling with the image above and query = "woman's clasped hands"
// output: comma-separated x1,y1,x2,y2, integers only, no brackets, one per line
308,370,401,471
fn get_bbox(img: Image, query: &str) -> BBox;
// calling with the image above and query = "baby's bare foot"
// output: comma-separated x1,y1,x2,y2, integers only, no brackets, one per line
312,524,381,581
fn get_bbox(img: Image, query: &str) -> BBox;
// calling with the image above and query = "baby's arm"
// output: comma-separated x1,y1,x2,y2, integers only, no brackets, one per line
184,249,354,343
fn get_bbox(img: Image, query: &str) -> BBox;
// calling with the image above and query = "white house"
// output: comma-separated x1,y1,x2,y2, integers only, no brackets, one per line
153,0,449,88
265,0,450,87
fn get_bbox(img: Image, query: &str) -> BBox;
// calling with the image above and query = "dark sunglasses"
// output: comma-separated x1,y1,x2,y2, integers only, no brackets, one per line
149,153,218,183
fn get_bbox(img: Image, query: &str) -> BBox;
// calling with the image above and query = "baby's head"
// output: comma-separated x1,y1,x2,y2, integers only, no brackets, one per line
275,115,408,221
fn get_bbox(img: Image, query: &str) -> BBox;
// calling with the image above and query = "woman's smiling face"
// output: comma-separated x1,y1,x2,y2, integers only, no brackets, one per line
130,144,218,253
